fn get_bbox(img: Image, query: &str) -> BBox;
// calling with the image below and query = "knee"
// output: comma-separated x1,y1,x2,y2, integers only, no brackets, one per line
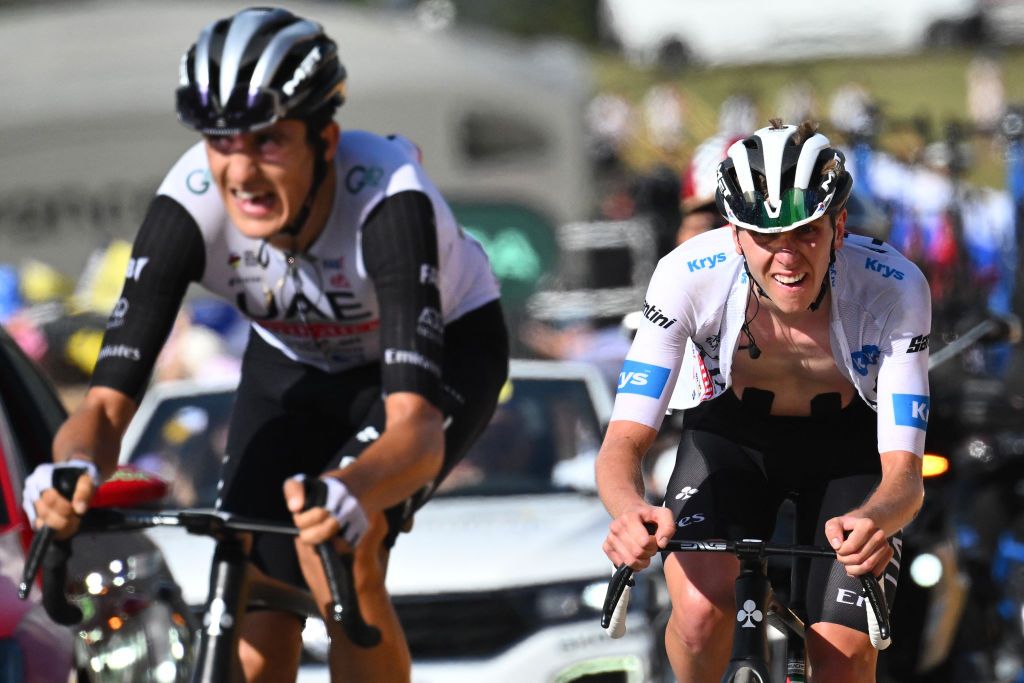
808,624,877,682
666,586,731,654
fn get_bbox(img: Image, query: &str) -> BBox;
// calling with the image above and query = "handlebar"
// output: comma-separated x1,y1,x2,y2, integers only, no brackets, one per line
601,536,892,650
18,468,381,648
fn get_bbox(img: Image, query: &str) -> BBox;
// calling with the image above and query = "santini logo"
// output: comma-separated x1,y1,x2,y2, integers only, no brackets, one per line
687,252,726,273
865,257,904,280
642,301,676,329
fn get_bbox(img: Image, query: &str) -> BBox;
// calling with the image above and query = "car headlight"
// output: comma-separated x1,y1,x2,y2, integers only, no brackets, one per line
536,578,645,623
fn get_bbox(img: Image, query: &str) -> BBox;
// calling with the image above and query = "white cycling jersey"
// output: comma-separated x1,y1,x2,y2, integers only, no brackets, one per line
155,130,499,372
611,227,932,457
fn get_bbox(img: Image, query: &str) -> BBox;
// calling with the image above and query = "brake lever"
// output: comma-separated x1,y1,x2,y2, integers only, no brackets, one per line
858,573,891,644
18,467,85,625
302,477,382,648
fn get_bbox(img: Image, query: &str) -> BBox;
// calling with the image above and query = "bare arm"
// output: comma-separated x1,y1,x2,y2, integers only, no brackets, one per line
596,420,658,519
825,450,924,576
53,386,138,479
596,419,675,570
33,386,137,536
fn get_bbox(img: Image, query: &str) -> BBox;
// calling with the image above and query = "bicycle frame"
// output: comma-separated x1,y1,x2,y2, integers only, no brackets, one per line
602,538,890,683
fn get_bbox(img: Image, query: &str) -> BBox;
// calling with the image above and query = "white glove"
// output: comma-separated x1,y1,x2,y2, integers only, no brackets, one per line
21,459,101,525
292,474,369,546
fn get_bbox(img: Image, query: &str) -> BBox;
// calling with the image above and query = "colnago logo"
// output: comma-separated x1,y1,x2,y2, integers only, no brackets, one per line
865,257,904,280
282,46,322,97
737,599,763,628
642,300,676,329
356,426,380,443
675,486,698,501
687,252,727,273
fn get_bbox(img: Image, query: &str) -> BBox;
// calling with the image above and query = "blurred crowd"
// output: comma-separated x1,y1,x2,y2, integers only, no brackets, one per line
520,53,1024,394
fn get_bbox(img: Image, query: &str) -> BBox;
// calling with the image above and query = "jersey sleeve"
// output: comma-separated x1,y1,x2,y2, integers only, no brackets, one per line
90,195,205,401
874,264,931,457
609,256,697,431
361,190,443,408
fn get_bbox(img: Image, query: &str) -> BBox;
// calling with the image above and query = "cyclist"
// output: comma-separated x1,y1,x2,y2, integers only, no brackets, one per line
598,120,930,682
22,7,508,682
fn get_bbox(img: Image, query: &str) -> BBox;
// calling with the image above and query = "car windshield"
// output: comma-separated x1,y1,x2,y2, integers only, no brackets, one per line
125,373,604,507
437,376,604,496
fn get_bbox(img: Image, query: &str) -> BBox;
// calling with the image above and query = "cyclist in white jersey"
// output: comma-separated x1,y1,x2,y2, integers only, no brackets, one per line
22,8,508,682
598,120,930,682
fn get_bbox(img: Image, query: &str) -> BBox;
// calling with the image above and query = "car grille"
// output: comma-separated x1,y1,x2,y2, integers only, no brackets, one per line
393,589,537,659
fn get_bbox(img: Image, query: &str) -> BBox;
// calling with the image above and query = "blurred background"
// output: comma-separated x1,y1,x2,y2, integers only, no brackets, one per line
4,0,1024,680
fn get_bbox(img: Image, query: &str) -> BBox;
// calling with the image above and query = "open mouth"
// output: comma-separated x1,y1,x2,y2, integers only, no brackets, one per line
772,273,807,288
231,188,277,216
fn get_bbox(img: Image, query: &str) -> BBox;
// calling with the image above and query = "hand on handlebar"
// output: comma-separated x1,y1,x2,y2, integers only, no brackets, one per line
21,460,100,539
825,514,894,578
602,504,675,571
285,475,369,547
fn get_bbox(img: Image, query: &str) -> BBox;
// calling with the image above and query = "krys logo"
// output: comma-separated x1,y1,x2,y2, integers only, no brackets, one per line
687,252,726,273
865,257,904,280
851,344,880,376
893,393,929,430
617,360,671,399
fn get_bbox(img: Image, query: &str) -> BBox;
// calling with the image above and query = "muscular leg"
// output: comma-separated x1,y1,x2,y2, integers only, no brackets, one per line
296,511,411,683
663,551,739,683
238,610,304,682
807,622,878,683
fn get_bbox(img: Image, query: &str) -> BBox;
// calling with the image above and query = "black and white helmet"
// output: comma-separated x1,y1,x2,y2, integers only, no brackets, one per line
715,121,852,233
175,7,346,135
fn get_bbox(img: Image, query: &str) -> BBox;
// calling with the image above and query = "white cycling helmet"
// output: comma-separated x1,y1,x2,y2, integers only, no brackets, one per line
715,121,853,233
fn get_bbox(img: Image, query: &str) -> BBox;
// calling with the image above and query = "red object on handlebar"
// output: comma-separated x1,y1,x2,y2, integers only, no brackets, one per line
91,466,168,508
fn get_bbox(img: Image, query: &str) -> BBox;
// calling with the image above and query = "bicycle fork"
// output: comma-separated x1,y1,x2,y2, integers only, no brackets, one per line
193,536,250,683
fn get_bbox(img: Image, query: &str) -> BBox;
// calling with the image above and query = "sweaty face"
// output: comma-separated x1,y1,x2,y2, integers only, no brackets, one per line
732,211,845,315
204,120,316,240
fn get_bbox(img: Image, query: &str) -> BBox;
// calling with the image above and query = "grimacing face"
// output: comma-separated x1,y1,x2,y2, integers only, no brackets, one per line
204,119,338,240
731,210,846,315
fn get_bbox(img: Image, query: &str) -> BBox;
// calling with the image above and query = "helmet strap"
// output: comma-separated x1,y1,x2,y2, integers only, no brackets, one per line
281,124,330,239
807,222,838,312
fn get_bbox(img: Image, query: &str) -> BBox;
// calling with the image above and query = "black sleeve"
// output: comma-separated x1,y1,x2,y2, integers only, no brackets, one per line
361,190,443,408
90,195,206,401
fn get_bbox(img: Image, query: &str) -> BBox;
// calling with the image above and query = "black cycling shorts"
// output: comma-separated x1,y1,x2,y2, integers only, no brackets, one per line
217,300,508,588
662,388,901,634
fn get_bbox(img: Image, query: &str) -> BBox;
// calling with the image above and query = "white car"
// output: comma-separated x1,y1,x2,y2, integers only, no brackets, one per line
600,0,983,68
119,359,669,682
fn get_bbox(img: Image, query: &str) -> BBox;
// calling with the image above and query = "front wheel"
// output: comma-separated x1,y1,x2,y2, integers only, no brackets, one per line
730,667,767,683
